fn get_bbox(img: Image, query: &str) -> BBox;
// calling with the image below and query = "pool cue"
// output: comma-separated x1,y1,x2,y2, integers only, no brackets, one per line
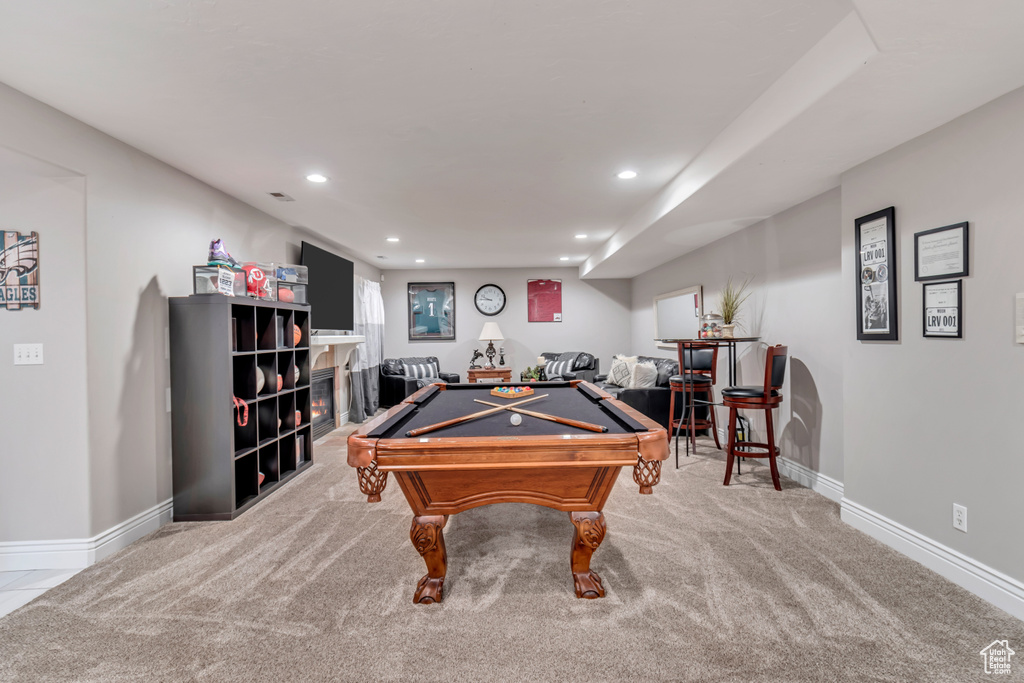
405,394,549,437
474,399,608,433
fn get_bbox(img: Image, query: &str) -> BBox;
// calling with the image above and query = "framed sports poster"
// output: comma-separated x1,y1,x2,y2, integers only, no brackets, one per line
1,231,41,311
855,207,898,341
527,279,561,322
408,282,455,341
922,280,962,339
914,222,968,281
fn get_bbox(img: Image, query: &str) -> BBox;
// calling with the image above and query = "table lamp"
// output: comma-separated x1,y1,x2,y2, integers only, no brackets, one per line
478,322,504,369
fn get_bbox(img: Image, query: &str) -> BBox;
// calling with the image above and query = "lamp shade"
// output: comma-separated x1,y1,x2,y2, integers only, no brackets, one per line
478,322,504,341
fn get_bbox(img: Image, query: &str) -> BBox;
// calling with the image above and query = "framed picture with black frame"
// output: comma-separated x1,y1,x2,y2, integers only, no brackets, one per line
855,206,898,341
922,280,962,339
407,282,455,341
914,222,969,281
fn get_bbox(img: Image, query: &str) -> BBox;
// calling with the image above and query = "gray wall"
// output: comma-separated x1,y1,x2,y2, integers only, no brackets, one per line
841,86,1024,582
631,188,845,481
0,81,379,541
381,267,631,379
0,159,90,541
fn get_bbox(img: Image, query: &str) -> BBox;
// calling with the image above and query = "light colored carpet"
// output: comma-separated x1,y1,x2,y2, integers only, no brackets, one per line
1,428,1021,682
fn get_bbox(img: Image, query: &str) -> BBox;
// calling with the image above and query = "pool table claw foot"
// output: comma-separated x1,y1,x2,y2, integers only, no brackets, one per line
357,461,388,503
569,511,607,599
411,515,448,604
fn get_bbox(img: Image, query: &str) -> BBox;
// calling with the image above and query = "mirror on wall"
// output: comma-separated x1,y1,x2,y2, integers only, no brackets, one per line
654,285,703,346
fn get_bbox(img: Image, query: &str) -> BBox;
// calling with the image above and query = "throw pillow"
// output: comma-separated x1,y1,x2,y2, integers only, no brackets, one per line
403,361,439,379
607,355,638,387
629,361,658,389
545,359,573,380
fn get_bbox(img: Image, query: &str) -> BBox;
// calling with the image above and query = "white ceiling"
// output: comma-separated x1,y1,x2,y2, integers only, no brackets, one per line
1,1,1024,277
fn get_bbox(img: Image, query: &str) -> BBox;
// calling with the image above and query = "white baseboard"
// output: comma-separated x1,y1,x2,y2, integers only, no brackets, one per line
0,498,173,572
714,427,845,503
777,457,844,503
841,498,1024,621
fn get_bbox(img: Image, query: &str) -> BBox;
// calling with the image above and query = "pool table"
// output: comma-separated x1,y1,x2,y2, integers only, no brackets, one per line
347,380,668,604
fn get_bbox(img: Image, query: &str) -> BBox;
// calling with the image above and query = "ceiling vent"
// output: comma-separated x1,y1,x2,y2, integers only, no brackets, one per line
268,192,295,202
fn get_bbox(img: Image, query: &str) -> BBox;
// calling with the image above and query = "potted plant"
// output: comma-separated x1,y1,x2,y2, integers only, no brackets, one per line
718,276,752,338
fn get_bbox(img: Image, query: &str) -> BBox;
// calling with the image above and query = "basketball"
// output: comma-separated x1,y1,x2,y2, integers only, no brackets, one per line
293,324,302,345
278,288,295,303
277,374,283,391
295,410,302,426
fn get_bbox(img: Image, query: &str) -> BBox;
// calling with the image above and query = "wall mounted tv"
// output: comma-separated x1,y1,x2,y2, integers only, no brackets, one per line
300,241,354,332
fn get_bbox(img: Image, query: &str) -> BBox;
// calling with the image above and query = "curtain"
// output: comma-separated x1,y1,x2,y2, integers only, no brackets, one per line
350,276,385,422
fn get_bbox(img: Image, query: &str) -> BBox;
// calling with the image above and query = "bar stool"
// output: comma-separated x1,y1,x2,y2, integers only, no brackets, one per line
668,343,721,466
722,344,788,490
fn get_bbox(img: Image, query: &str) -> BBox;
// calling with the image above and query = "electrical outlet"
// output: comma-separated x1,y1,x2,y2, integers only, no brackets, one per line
953,503,967,532
13,343,44,365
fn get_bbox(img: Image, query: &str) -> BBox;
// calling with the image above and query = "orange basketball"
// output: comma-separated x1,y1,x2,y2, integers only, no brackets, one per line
295,410,302,426
293,324,302,346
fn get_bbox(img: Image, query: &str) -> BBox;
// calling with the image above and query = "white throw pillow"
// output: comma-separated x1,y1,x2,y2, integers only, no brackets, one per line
629,361,658,389
607,355,638,387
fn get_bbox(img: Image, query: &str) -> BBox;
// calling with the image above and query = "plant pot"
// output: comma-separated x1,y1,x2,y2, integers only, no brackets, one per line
722,323,736,339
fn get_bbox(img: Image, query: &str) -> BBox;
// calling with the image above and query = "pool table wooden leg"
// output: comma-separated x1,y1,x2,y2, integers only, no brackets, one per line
411,515,448,604
569,511,607,599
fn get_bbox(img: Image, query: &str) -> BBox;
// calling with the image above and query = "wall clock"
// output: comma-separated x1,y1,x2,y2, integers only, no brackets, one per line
474,284,506,316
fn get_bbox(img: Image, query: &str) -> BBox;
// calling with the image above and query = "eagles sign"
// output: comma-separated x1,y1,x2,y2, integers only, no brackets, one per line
0,231,40,311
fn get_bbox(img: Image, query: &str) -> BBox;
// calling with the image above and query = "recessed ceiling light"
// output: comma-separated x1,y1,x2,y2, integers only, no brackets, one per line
575,234,587,239
559,256,570,261
415,258,425,263
386,237,400,242
306,173,328,183
616,170,637,180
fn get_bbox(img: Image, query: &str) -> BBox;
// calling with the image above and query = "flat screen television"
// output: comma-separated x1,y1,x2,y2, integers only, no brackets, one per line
300,241,354,332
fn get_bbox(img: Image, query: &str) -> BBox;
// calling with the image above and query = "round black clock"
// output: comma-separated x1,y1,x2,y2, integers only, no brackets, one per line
474,284,506,316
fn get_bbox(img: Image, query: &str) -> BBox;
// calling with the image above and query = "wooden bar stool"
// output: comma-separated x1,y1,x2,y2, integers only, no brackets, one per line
668,343,721,466
721,344,788,490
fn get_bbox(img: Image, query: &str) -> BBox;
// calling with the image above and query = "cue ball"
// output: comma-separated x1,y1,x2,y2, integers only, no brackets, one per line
510,413,522,426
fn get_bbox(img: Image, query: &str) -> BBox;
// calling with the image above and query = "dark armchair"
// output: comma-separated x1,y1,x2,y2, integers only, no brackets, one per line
539,351,600,383
380,356,461,408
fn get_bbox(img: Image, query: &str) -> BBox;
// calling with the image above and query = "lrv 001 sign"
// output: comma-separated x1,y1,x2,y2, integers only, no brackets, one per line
0,231,40,311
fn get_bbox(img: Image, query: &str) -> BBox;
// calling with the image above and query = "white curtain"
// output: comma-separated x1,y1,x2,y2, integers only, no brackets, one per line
350,276,385,422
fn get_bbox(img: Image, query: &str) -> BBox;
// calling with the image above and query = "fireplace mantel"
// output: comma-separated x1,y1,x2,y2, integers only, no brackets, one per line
310,333,366,429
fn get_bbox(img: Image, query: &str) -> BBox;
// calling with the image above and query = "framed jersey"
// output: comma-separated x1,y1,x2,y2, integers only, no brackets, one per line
408,282,456,341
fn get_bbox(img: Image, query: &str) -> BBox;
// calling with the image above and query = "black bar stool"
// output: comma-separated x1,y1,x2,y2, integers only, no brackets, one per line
668,343,721,467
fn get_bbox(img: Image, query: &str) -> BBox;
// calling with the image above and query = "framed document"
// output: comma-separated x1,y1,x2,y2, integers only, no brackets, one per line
922,280,962,339
855,207,898,341
527,279,562,322
914,222,968,281
408,282,455,341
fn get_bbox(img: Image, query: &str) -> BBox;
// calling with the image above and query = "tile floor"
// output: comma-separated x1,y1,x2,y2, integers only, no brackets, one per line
0,569,81,619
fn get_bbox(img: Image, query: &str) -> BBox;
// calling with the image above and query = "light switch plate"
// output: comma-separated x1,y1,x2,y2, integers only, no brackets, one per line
13,343,44,365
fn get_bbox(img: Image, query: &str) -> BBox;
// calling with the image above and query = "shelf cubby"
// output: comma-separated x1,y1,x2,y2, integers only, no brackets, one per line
170,295,314,521
232,355,258,401
295,387,311,430
235,452,259,508
259,443,279,491
279,433,297,475
295,349,310,387
257,353,278,396
293,309,310,348
296,427,311,467
256,307,277,351
279,351,296,391
257,397,278,444
231,304,256,352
